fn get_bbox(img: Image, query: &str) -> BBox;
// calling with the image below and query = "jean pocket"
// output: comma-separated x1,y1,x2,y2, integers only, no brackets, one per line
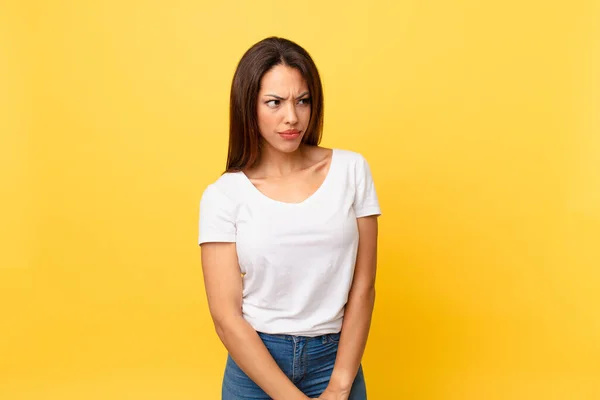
327,332,341,343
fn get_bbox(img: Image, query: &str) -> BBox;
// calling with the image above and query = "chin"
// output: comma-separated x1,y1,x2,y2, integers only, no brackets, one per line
278,142,302,153
269,144,301,156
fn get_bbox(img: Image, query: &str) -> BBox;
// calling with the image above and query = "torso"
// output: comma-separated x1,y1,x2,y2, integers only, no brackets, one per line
199,148,380,336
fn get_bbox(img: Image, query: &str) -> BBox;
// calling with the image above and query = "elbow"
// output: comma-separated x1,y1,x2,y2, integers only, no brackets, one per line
214,320,226,339
359,281,376,297
367,286,376,305
213,318,232,343
349,284,376,306
211,311,243,340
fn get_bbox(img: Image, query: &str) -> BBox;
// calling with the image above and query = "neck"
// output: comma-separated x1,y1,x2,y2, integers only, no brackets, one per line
257,143,307,177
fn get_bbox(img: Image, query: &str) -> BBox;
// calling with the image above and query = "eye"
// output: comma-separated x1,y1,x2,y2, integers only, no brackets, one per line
298,98,311,106
266,99,280,108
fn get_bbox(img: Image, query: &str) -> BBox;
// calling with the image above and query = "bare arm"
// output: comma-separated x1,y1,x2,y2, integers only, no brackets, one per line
201,242,309,400
326,216,379,395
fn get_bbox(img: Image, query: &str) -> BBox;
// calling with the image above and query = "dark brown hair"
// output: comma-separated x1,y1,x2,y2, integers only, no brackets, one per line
225,37,324,172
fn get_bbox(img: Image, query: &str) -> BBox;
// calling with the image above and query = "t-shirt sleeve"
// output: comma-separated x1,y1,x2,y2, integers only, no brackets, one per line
353,154,382,218
198,184,237,245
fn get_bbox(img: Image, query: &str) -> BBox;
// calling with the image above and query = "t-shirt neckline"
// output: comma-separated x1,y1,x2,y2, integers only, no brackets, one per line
237,148,337,206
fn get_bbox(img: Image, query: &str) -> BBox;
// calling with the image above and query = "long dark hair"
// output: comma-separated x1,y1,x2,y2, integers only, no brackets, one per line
225,37,324,173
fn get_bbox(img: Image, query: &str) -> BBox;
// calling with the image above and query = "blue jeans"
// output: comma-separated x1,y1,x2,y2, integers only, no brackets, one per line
222,331,367,399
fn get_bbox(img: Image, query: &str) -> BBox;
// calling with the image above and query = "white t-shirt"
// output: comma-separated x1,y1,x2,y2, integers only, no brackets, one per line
198,148,381,336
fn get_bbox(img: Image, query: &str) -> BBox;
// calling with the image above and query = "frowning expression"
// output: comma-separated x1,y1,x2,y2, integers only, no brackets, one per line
256,64,311,153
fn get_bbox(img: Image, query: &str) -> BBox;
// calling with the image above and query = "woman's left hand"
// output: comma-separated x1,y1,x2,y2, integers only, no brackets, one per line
317,386,350,400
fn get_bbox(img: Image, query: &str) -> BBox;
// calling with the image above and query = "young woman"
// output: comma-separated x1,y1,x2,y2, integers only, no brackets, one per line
198,37,381,400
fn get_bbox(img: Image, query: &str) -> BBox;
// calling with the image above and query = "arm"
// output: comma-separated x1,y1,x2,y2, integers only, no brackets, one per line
201,242,309,400
322,215,379,397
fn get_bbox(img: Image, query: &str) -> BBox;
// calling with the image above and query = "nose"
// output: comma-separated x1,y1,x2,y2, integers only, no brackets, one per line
284,102,298,125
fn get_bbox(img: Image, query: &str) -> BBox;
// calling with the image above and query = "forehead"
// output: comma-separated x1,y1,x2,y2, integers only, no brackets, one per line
259,65,308,92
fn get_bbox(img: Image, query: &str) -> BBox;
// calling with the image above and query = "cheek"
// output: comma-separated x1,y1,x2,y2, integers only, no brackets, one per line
257,109,278,131
300,107,311,120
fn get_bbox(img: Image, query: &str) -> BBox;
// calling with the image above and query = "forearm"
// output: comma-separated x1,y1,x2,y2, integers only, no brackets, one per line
215,315,308,400
329,286,376,391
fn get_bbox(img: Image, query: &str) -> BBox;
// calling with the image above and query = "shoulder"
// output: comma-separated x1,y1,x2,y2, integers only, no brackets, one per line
331,148,379,190
201,172,246,206
332,148,371,170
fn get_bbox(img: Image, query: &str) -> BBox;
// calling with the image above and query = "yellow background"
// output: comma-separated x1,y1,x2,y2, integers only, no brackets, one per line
2,1,599,399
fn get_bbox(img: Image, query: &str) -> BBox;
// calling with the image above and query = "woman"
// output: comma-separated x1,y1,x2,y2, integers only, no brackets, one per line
198,37,381,400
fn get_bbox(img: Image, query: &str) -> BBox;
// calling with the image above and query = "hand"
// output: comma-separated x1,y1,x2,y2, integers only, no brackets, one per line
315,386,350,400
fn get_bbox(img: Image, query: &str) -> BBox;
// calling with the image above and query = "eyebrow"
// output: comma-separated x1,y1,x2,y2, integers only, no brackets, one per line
264,91,310,100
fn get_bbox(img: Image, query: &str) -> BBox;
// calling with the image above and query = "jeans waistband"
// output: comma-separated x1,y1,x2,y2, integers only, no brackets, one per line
256,330,341,343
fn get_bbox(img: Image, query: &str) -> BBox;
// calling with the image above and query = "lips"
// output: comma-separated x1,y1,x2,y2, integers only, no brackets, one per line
278,129,301,140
